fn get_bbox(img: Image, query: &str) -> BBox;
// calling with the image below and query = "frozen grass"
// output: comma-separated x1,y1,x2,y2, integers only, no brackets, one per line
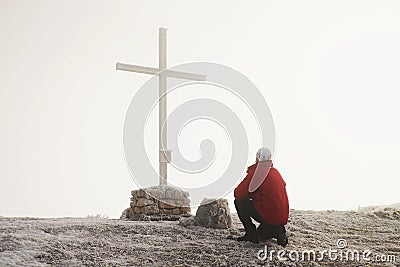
0,208,399,266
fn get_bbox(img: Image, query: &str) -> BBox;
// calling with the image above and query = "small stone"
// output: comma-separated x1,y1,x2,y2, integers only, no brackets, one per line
131,190,139,198
180,206,191,213
172,208,182,215
159,202,176,209
133,207,141,214
143,204,160,215
160,209,174,215
128,208,134,218
136,198,154,207
138,189,147,198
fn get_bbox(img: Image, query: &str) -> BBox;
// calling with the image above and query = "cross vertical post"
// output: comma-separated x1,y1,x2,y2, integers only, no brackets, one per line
159,28,167,186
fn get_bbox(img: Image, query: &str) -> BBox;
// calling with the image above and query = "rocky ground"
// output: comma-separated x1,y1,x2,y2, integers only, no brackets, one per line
0,209,399,266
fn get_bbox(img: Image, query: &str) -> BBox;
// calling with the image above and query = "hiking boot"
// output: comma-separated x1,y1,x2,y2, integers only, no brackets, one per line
277,233,288,247
257,224,273,242
258,233,273,242
237,233,259,243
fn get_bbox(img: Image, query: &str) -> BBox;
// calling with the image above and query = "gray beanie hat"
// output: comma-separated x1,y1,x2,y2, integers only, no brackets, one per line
256,147,272,162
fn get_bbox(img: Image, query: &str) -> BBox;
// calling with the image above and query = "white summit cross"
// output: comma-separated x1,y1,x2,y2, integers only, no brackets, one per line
116,28,206,186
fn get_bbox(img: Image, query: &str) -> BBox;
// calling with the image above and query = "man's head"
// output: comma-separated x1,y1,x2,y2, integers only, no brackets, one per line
256,147,272,163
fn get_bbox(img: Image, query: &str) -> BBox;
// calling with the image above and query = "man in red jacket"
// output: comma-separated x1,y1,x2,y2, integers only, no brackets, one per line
234,148,289,246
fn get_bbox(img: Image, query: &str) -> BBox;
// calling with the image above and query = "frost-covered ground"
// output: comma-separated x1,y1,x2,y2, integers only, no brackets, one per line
0,208,399,266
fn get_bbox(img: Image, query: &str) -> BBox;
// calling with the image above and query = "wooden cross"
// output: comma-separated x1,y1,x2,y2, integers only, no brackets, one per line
116,28,206,186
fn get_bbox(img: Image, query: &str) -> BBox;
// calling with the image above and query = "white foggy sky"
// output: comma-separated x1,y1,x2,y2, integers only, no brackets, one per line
1,1,399,218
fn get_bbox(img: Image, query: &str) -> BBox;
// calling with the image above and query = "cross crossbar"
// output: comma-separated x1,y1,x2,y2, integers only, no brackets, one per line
116,63,206,81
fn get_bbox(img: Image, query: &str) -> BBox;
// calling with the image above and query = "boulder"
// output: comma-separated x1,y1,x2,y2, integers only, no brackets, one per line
194,198,233,229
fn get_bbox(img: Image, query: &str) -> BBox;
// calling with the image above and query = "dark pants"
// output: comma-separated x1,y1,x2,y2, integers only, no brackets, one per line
234,198,286,239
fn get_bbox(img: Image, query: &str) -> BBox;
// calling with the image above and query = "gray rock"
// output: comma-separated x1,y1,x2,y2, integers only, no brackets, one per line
194,198,233,229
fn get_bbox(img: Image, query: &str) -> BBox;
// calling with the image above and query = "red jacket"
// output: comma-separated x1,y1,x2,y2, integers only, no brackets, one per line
234,161,289,225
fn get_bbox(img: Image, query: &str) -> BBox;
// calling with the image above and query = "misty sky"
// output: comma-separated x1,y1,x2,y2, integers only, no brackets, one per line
1,1,399,218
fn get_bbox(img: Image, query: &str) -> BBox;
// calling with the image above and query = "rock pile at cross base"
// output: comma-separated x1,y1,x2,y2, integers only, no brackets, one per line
121,186,191,221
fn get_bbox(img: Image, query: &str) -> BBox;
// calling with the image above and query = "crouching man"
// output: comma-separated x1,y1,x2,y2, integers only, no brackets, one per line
234,148,289,246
